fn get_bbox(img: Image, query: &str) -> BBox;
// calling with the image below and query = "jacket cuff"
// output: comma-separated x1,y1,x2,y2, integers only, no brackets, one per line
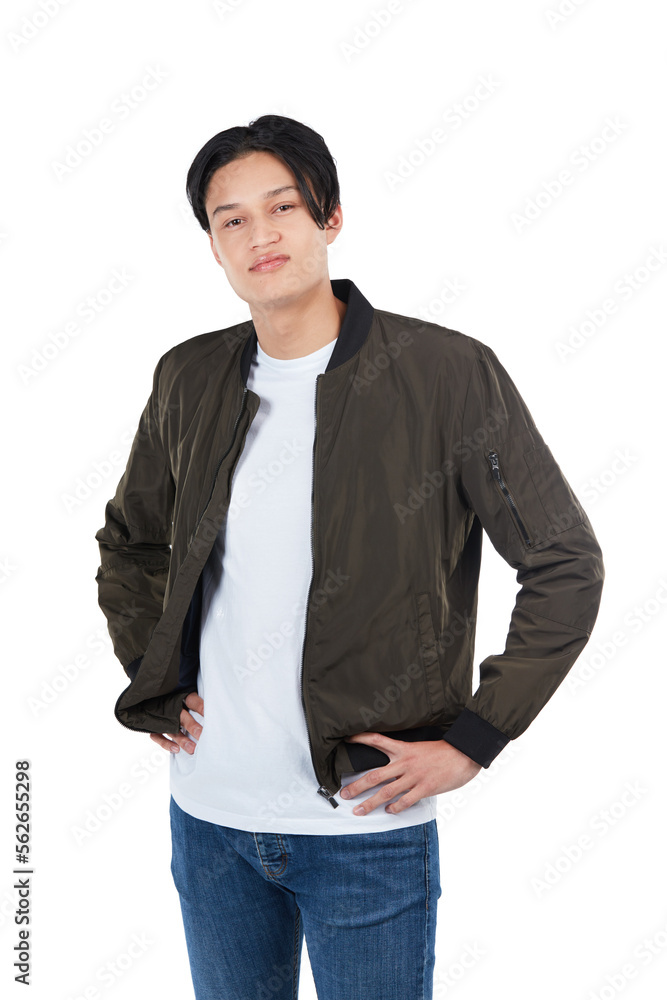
442,708,511,768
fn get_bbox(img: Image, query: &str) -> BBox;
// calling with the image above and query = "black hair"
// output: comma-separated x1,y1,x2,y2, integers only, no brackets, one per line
185,115,340,233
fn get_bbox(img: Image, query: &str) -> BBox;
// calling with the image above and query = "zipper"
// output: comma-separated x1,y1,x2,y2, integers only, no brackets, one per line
487,450,532,547
301,373,339,808
193,387,249,538
114,387,250,735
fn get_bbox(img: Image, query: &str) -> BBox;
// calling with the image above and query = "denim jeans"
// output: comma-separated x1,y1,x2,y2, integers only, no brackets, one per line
169,795,442,999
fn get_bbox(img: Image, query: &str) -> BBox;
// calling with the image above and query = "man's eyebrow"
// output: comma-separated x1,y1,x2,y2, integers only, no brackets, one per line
210,185,299,220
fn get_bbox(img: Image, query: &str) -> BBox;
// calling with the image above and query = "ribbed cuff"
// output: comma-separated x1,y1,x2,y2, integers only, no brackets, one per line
442,708,511,768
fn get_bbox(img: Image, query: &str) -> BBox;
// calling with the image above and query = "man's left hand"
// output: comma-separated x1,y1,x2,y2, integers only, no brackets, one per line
340,731,482,815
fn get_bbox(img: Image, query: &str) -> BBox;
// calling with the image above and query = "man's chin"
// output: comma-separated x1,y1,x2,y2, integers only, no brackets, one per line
236,272,315,309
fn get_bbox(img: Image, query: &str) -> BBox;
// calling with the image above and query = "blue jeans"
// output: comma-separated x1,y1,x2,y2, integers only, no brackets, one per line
169,795,441,999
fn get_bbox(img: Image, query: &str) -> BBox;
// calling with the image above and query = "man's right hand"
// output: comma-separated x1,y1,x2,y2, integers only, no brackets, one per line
150,691,204,755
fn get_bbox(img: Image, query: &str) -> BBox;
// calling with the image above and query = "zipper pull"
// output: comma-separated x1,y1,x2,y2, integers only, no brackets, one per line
317,785,339,808
488,451,501,479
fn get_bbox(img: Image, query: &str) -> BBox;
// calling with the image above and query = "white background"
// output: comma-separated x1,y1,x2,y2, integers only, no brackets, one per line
2,1,666,998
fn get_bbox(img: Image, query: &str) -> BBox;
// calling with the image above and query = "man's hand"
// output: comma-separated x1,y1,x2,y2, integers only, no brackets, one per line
340,731,482,815
149,692,204,755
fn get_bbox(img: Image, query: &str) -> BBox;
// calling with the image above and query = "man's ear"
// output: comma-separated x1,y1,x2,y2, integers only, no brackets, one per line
208,231,223,268
325,203,343,247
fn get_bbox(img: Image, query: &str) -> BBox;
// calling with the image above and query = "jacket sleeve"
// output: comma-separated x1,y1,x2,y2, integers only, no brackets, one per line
94,354,175,678
442,340,605,767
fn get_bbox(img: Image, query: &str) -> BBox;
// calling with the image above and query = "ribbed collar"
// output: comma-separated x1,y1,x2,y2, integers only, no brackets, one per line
239,278,375,386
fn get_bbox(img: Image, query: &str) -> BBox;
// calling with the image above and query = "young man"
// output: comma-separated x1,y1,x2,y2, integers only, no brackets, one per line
95,115,604,999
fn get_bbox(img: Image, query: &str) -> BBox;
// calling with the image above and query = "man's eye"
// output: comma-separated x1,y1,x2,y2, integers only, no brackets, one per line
224,205,293,229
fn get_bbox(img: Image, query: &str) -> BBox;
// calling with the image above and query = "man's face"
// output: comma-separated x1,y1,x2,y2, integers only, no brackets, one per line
204,150,342,310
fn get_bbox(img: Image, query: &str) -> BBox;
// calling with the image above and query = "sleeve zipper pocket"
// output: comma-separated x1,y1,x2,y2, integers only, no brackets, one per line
487,450,533,547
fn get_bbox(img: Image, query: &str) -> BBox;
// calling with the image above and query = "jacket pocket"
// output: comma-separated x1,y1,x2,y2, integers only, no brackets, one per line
523,443,585,541
487,450,533,547
415,591,446,721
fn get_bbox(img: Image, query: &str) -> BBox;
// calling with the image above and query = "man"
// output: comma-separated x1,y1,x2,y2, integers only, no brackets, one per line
95,114,604,999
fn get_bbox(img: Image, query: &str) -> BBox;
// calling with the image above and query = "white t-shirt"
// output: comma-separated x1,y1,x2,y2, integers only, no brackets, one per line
169,335,437,833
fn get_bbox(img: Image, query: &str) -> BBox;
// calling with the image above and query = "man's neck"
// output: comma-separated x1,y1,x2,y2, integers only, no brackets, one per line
249,280,347,360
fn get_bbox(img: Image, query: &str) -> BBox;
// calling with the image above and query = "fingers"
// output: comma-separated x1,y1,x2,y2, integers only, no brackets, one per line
148,691,204,755
179,709,202,740
149,729,197,755
183,691,204,715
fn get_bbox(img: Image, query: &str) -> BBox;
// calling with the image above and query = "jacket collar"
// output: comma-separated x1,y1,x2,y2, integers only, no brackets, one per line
239,277,375,385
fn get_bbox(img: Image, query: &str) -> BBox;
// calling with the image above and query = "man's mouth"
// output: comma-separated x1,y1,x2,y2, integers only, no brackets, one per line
250,254,290,272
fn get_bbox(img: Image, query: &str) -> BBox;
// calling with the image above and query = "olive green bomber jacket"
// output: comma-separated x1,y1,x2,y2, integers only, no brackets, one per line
94,277,605,808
